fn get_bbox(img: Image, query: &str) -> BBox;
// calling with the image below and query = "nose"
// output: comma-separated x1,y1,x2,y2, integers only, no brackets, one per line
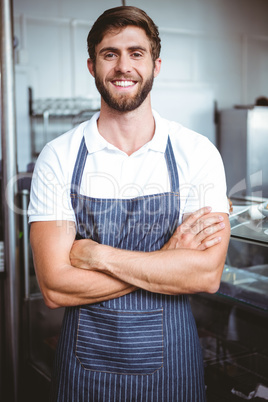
115,54,132,74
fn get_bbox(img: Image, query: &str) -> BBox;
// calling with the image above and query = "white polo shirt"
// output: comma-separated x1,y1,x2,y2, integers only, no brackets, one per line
28,110,229,224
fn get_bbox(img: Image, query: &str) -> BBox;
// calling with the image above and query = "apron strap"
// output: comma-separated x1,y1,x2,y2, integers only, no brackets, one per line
164,136,180,194
70,136,88,194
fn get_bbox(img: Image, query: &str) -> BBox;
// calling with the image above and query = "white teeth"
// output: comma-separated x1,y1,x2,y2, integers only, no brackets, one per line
114,80,135,87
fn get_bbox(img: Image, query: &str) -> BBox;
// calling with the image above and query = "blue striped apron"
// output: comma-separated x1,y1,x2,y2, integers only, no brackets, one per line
50,136,206,401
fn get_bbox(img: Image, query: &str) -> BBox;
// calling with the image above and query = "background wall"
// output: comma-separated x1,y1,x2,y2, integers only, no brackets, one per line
13,0,268,106
12,0,268,166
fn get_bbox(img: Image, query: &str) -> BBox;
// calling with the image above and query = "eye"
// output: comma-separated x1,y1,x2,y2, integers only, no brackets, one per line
104,53,117,60
132,52,143,58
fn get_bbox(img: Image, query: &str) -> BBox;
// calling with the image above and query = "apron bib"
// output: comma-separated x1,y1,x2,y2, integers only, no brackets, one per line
50,136,206,402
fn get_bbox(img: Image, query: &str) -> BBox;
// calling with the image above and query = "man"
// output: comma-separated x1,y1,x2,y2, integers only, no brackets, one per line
29,6,230,401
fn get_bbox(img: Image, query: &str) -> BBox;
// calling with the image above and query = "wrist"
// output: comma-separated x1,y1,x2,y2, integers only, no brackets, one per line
95,243,116,273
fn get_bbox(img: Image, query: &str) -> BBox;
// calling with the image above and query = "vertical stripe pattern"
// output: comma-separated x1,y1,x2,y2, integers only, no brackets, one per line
50,136,206,401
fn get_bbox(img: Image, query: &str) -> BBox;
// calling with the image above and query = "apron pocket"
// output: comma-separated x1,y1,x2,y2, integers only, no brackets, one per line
75,305,163,375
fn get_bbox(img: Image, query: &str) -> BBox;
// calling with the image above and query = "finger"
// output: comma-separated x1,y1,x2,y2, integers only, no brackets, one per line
195,216,225,235
186,207,213,223
196,221,225,243
183,207,212,226
198,236,222,250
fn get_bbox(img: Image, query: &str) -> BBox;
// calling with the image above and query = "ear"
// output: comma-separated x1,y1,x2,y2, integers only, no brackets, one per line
153,58,161,78
87,58,95,77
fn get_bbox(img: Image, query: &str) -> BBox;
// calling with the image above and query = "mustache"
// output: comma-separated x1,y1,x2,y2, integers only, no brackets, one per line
109,75,139,81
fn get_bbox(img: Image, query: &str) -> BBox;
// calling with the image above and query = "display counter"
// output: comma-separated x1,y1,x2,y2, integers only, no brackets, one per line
220,201,268,312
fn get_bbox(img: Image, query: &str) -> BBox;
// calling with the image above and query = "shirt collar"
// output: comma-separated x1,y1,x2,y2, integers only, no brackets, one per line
148,110,169,153
83,110,169,155
83,112,107,155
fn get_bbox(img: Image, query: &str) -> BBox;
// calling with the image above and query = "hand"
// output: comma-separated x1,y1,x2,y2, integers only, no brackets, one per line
70,238,103,270
162,207,225,251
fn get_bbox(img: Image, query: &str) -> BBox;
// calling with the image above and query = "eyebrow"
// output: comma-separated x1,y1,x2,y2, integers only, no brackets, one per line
98,46,148,55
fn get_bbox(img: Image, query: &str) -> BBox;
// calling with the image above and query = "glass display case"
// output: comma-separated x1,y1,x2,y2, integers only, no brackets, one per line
190,198,268,402
220,201,268,312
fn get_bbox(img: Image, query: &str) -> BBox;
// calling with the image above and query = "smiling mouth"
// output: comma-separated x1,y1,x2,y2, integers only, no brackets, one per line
112,80,137,88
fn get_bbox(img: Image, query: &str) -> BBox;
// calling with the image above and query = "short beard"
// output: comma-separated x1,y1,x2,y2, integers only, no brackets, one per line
94,69,155,112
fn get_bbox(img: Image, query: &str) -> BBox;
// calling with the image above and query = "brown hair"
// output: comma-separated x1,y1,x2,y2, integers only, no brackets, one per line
87,6,161,63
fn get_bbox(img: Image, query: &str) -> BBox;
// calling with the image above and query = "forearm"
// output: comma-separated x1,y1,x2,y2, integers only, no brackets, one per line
69,212,230,297
80,215,230,295
30,221,137,309
94,246,223,295
41,264,137,309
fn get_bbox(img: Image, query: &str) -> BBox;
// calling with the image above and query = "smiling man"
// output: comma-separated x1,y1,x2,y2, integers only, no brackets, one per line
90,28,159,113
29,6,230,402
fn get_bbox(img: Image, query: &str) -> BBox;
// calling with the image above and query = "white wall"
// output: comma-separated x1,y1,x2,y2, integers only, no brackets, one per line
12,0,268,154
13,0,268,108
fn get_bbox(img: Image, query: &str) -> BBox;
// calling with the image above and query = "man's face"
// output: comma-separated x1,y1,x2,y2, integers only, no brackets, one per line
88,26,161,112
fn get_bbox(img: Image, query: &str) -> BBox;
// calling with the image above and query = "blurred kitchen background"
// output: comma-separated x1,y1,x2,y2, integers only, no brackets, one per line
1,0,268,401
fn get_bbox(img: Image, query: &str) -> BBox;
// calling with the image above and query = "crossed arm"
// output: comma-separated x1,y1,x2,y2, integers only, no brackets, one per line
30,207,230,309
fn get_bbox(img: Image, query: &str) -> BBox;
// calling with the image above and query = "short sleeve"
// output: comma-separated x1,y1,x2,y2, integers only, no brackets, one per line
28,144,76,223
182,138,229,216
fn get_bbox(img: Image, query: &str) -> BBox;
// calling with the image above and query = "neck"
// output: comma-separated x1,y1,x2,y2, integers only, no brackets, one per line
97,97,155,155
